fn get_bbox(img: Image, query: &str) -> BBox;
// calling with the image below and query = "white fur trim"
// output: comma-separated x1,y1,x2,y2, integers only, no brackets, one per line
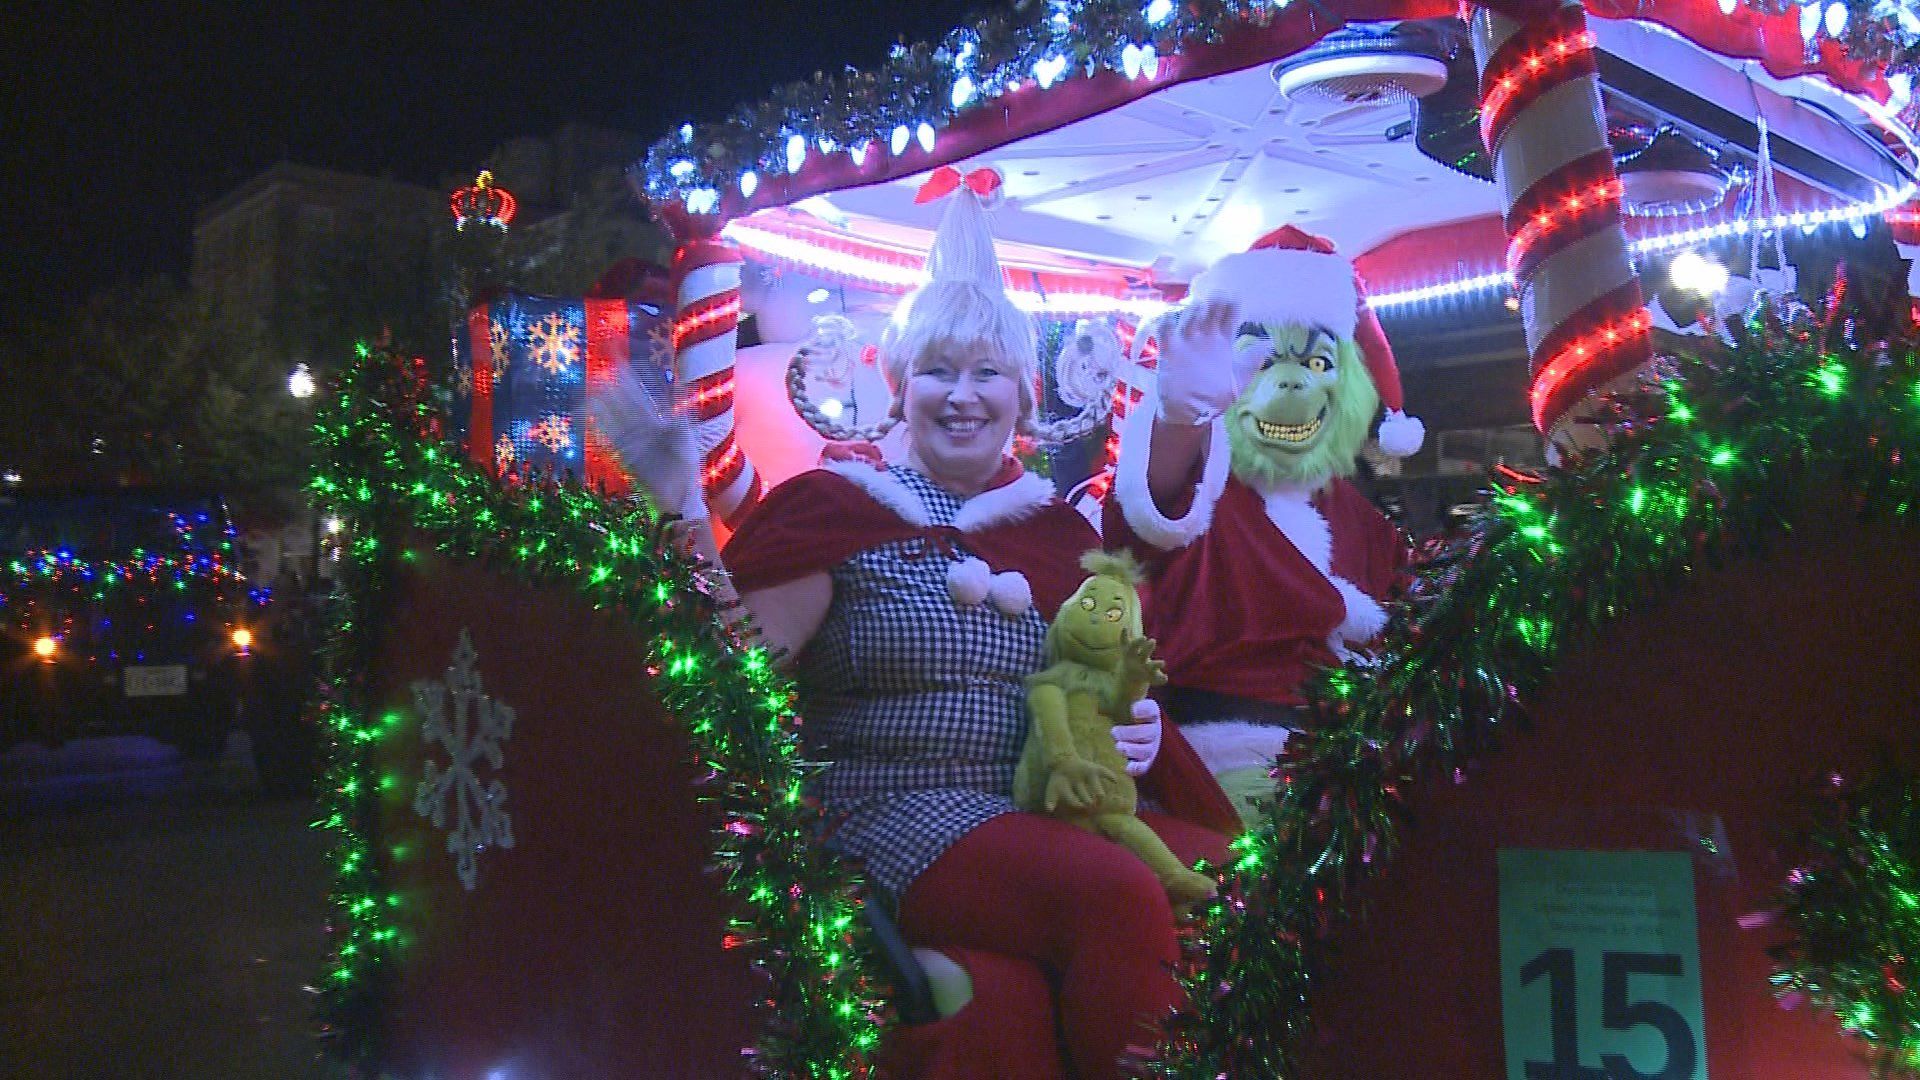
1180,721,1295,775
1187,250,1357,336
1258,486,1333,572
1376,409,1425,458
1260,484,1384,643
952,471,1055,533
1330,575,1387,644
987,571,1032,618
947,557,991,607
822,458,929,526
1112,391,1231,549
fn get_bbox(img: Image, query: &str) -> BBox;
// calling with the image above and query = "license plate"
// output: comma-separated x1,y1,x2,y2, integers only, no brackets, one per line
124,665,188,697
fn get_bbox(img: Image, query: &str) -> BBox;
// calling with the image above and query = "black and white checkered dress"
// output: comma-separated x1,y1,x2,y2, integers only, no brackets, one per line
800,467,1051,898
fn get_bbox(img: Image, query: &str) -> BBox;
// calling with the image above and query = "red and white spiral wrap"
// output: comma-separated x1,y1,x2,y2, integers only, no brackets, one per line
665,211,762,527
1473,0,1650,437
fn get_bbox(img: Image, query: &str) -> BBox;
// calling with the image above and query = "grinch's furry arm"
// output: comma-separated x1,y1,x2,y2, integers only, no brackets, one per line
1030,680,1115,812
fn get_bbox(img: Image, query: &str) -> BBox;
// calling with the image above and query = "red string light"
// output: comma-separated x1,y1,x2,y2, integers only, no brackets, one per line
1479,30,1599,149
1529,309,1653,426
1507,178,1623,273
672,295,742,350
449,171,518,230
703,438,744,486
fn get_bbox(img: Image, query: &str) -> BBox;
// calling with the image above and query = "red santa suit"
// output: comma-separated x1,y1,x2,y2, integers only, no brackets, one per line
1104,408,1407,779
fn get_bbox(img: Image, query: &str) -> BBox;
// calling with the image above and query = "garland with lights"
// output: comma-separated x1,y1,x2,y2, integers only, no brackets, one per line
309,346,893,1076
639,0,1246,207
314,277,1918,1074
1141,282,1920,1077
1770,766,1920,1078
637,0,1910,212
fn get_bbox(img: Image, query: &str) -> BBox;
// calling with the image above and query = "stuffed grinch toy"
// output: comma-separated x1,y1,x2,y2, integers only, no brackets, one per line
1013,550,1216,904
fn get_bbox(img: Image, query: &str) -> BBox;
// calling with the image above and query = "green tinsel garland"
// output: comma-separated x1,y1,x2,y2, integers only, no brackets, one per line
1772,767,1920,1078
1144,295,1920,1077
640,0,1321,203
311,288,1920,1077
309,347,892,1077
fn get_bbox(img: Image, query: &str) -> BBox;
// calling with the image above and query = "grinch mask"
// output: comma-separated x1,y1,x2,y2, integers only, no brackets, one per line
1225,323,1380,490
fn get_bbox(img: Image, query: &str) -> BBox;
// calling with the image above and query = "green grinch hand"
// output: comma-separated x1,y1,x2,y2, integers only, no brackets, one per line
1045,757,1118,813
1118,635,1167,688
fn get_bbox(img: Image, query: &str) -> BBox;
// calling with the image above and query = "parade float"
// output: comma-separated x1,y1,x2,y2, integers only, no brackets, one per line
315,1,1920,1077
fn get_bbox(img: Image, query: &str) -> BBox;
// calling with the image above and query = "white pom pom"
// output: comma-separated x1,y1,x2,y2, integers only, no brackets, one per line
987,571,1032,618
946,557,992,607
1376,409,1425,458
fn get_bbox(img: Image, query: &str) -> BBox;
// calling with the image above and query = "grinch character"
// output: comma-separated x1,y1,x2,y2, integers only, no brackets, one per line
1014,550,1216,905
1107,226,1418,827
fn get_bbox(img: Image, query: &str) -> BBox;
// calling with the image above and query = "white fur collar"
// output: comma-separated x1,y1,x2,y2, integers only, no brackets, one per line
1112,390,1231,550
822,458,928,526
821,457,1052,533
952,471,1055,532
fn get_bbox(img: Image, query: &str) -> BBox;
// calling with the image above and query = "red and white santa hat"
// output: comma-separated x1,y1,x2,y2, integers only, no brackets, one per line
1185,225,1425,457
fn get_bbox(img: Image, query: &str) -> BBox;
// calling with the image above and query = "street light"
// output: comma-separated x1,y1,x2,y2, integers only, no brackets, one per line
288,363,316,399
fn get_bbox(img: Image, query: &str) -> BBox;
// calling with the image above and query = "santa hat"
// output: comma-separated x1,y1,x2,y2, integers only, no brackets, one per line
1185,225,1424,457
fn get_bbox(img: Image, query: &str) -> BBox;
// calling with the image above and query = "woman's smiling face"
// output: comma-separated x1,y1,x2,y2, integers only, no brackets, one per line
903,342,1020,493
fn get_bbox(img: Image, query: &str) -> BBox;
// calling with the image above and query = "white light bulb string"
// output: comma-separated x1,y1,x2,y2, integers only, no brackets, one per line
1368,182,1914,311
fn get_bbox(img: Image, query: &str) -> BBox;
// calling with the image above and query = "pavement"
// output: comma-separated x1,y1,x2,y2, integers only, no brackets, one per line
0,736,337,1080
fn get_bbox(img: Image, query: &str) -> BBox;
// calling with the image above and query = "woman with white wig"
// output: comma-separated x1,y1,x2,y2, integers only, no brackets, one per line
594,169,1229,1078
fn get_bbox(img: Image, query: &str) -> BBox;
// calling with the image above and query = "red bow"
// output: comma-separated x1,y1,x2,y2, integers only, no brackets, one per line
914,166,1003,204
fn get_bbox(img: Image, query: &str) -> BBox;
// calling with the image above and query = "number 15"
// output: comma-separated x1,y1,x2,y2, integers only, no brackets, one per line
1520,948,1698,1080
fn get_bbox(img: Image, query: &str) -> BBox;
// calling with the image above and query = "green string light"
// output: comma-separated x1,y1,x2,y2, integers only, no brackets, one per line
311,346,892,1076
1145,296,1920,1078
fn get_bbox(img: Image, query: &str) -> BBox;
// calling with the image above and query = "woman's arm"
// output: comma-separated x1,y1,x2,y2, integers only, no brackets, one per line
677,519,831,665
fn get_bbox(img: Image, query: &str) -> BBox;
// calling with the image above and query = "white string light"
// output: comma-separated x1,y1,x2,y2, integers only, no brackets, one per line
1367,182,1914,311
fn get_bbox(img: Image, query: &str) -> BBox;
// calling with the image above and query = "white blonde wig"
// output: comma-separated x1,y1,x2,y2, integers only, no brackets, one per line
879,189,1042,433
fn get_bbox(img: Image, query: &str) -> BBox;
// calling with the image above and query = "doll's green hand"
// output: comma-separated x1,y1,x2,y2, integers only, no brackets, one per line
1045,757,1118,813
1118,635,1167,691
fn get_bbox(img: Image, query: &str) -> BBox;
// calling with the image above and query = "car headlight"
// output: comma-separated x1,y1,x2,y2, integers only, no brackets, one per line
33,635,58,661
230,627,253,653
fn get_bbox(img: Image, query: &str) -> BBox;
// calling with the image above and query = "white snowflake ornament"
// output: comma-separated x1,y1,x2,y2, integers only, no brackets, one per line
412,629,517,891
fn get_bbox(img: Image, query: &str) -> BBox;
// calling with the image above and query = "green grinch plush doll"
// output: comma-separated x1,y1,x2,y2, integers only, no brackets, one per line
1013,550,1216,904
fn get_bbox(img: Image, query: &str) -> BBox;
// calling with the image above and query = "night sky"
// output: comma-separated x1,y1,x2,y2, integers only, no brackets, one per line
4,0,986,325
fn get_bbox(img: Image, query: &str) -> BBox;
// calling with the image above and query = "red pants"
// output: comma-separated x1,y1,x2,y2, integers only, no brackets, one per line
888,811,1228,1079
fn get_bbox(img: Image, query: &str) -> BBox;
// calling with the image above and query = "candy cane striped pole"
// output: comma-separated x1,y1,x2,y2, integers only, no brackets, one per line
1472,0,1651,442
659,204,763,527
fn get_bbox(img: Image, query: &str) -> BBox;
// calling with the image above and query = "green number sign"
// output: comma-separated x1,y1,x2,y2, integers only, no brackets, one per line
1499,849,1707,1080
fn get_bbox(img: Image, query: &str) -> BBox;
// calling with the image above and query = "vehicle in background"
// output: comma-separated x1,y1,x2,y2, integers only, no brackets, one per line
0,487,267,759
